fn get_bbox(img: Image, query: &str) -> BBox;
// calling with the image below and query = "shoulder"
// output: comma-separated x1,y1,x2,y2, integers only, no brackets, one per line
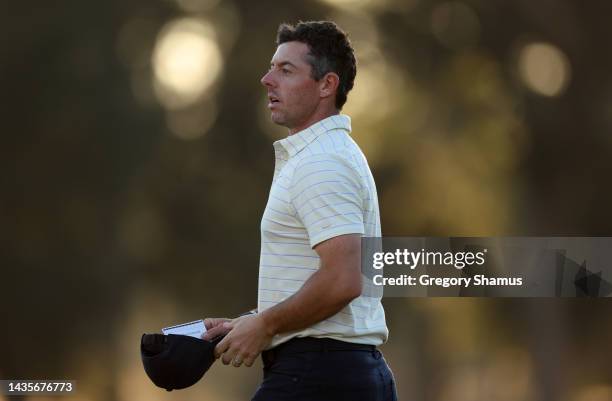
291,151,360,187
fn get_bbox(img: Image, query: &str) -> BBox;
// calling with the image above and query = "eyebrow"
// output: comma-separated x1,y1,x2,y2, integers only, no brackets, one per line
270,61,298,69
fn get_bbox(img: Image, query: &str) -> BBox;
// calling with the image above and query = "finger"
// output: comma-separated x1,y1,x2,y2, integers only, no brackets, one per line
214,337,231,359
232,355,243,368
244,354,257,367
221,346,237,365
204,322,233,341
202,323,213,340
203,318,214,330
203,324,229,341
202,326,227,341
205,317,228,330
202,327,215,341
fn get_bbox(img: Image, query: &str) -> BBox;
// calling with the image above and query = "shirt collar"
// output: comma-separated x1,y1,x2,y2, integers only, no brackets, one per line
273,114,352,158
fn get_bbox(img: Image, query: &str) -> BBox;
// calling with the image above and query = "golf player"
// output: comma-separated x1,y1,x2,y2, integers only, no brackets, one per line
203,21,397,401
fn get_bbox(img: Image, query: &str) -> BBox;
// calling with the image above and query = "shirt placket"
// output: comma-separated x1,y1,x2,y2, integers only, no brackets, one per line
272,143,289,183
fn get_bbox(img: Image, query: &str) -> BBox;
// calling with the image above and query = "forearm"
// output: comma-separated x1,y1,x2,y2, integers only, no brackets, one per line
259,265,361,336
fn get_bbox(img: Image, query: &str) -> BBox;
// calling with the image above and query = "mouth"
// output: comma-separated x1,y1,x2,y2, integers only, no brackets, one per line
268,94,280,108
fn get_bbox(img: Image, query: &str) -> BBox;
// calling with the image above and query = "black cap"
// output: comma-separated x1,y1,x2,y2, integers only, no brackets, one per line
140,333,223,391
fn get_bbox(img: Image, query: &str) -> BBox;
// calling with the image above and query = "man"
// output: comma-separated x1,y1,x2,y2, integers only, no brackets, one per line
204,21,397,401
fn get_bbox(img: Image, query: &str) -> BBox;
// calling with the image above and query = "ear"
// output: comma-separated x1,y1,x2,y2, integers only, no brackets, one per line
319,72,340,100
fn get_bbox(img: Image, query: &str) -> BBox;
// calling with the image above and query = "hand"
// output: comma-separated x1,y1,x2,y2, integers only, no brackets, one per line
202,317,231,341
214,314,274,368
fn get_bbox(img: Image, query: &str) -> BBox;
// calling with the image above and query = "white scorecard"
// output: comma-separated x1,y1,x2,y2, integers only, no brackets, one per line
162,319,206,339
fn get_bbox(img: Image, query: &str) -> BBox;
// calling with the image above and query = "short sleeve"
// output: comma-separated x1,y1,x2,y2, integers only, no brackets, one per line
290,154,365,248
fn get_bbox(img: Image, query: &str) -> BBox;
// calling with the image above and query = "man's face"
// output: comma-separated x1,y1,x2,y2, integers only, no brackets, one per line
260,41,321,131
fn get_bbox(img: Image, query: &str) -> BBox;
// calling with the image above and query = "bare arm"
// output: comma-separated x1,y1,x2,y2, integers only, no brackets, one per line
212,234,363,367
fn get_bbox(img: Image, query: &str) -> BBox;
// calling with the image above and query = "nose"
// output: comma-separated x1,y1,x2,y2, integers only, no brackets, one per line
260,70,275,88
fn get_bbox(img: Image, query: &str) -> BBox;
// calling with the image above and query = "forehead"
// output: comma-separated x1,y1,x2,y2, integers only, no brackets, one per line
270,41,311,67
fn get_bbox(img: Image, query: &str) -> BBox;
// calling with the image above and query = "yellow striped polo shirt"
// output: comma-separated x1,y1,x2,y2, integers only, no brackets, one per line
258,114,388,349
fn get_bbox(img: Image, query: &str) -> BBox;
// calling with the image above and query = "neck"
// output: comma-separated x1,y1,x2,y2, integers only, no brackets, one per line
288,108,339,136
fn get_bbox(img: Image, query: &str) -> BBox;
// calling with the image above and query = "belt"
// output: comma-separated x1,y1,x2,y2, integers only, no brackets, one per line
262,337,379,366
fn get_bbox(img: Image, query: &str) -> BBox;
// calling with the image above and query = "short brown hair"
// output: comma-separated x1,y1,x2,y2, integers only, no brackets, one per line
277,21,356,110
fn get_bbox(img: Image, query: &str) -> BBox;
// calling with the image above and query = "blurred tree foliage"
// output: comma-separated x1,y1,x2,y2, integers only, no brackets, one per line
1,0,612,400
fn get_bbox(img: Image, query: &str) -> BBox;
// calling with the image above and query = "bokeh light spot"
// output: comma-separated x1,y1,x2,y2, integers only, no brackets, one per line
152,18,222,109
518,42,571,97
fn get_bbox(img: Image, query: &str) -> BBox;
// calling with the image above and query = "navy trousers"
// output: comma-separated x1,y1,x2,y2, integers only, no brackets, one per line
251,337,397,401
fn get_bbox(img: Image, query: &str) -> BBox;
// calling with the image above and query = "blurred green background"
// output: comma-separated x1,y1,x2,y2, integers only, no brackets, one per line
2,0,612,400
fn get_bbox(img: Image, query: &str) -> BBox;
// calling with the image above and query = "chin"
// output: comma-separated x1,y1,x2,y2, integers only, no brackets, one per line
270,112,287,127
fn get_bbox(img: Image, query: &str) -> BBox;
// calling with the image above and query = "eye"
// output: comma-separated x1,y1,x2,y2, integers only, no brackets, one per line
281,68,291,74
